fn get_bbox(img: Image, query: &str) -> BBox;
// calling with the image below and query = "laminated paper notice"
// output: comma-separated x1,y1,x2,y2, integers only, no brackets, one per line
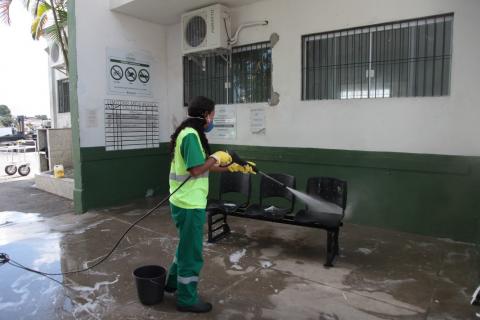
107,48,153,97
250,108,266,135
208,105,236,140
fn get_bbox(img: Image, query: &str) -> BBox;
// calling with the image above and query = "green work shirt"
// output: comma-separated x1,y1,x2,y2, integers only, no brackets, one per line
181,133,205,170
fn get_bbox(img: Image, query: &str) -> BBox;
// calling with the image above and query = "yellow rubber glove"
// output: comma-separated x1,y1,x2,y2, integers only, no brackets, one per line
209,151,232,167
228,161,256,174
227,163,243,172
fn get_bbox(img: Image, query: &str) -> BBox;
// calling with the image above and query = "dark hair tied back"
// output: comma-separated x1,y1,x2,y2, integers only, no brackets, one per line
169,96,215,159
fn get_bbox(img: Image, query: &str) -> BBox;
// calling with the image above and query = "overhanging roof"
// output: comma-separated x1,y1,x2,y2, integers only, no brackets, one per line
110,0,264,25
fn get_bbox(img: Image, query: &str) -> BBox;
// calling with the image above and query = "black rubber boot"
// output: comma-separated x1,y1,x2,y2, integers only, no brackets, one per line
177,300,212,313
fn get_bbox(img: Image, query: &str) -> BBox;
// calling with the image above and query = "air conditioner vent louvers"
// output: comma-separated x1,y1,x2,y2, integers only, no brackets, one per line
48,41,65,70
185,16,207,48
181,4,230,55
50,43,60,63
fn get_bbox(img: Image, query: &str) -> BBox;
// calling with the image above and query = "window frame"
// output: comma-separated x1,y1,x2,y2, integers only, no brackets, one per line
57,78,70,113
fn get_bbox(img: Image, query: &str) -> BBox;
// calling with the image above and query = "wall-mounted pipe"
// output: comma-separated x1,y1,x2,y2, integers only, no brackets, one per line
228,20,269,46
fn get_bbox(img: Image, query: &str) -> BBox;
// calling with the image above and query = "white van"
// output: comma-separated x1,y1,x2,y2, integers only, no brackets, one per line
0,127,13,137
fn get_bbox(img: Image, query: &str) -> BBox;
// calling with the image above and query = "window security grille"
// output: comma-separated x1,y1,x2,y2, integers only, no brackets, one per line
183,55,227,105
183,42,271,105
302,13,453,100
231,42,272,104
58,79,70,113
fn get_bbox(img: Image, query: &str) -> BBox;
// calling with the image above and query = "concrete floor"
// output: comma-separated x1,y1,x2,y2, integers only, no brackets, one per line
0,179,479,320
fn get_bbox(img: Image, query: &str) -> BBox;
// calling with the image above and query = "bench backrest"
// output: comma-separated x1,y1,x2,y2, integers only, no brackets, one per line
260,173,296,212
219,172,251,206
306,177,348,212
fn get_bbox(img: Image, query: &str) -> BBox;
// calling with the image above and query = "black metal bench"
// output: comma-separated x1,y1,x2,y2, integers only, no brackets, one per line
207,172,347,267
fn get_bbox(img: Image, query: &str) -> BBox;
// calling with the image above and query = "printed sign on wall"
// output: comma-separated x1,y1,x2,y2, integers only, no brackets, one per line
250,108,266,135
207,105,236,140
104,99,159,151
107,48,153,97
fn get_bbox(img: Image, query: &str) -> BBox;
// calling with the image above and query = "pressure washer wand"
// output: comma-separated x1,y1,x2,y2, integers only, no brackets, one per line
228,150,287,188
257,171,287,188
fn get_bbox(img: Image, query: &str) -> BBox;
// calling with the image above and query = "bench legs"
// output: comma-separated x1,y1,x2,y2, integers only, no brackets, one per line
325,228,340,267
207,211,341,268
207,209,231,243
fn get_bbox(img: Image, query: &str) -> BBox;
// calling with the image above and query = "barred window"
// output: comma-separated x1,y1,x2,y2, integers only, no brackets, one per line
183,42,271,105
302,13,453,100
231,42,272,104
57,79,70,113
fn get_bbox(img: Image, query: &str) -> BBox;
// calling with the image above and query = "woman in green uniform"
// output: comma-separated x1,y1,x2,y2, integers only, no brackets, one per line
165,96,234,313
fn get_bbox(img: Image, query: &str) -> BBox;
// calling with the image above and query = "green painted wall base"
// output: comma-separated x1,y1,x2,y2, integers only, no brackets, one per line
74,145,171,211
209,145,480,244
74,144,480,243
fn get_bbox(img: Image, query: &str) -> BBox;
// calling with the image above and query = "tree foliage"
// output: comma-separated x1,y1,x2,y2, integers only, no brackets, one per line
0,104,11,117
0,104,13,127
0,0,69,72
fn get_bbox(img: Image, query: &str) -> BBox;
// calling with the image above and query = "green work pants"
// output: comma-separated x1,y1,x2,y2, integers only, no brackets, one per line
166,203,205,306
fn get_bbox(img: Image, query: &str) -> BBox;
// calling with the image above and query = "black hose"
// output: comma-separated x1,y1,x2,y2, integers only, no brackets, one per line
0,176,191,278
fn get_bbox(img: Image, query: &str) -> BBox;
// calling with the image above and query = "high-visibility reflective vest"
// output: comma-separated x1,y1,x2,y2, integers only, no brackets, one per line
169,127,209,209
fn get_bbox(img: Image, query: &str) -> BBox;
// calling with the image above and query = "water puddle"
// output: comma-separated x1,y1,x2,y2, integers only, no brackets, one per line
0,211,119,319
0,235,63,318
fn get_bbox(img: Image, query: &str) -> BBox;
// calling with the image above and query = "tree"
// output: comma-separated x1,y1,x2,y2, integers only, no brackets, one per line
0,104,14,127
0,0,69,72
35,114,48,120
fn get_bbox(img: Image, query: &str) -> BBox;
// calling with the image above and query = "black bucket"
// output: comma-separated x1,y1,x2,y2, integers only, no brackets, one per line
133,265,166,305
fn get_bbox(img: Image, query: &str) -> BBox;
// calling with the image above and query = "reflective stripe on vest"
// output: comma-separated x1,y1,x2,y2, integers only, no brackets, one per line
169,171,209,182
178,275,199,285
169,127,209,209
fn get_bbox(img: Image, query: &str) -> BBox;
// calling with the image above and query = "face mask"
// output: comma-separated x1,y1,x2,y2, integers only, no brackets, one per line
187,115,214,132
205,117,214,133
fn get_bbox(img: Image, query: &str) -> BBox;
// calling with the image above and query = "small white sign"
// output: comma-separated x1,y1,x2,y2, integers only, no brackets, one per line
250,108,266,135
107,48,153,97
208,105,236,140
86,109,98,128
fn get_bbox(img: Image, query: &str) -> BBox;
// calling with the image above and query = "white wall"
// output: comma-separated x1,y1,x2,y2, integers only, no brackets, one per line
75,0,168,147
166,0,480,156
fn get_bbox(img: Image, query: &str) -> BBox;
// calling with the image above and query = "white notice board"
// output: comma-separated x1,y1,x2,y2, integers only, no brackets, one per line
250,108,266,135
207,105,236,140
104,99,159,151
107,48,153,97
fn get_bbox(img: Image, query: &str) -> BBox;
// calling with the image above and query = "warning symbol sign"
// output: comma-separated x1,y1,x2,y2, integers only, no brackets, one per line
125,67,137,82
138,69,150,83
110,65,123,80
107,48,153,97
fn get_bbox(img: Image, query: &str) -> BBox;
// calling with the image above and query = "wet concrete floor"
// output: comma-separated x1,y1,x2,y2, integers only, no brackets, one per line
0,179,479,319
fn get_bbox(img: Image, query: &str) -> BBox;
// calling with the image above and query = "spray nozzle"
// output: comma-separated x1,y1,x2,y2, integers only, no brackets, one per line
228,150,258,172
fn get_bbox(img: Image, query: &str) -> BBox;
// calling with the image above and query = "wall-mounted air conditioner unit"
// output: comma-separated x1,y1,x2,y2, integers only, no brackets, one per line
181,4,231,55
48,42,65,68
